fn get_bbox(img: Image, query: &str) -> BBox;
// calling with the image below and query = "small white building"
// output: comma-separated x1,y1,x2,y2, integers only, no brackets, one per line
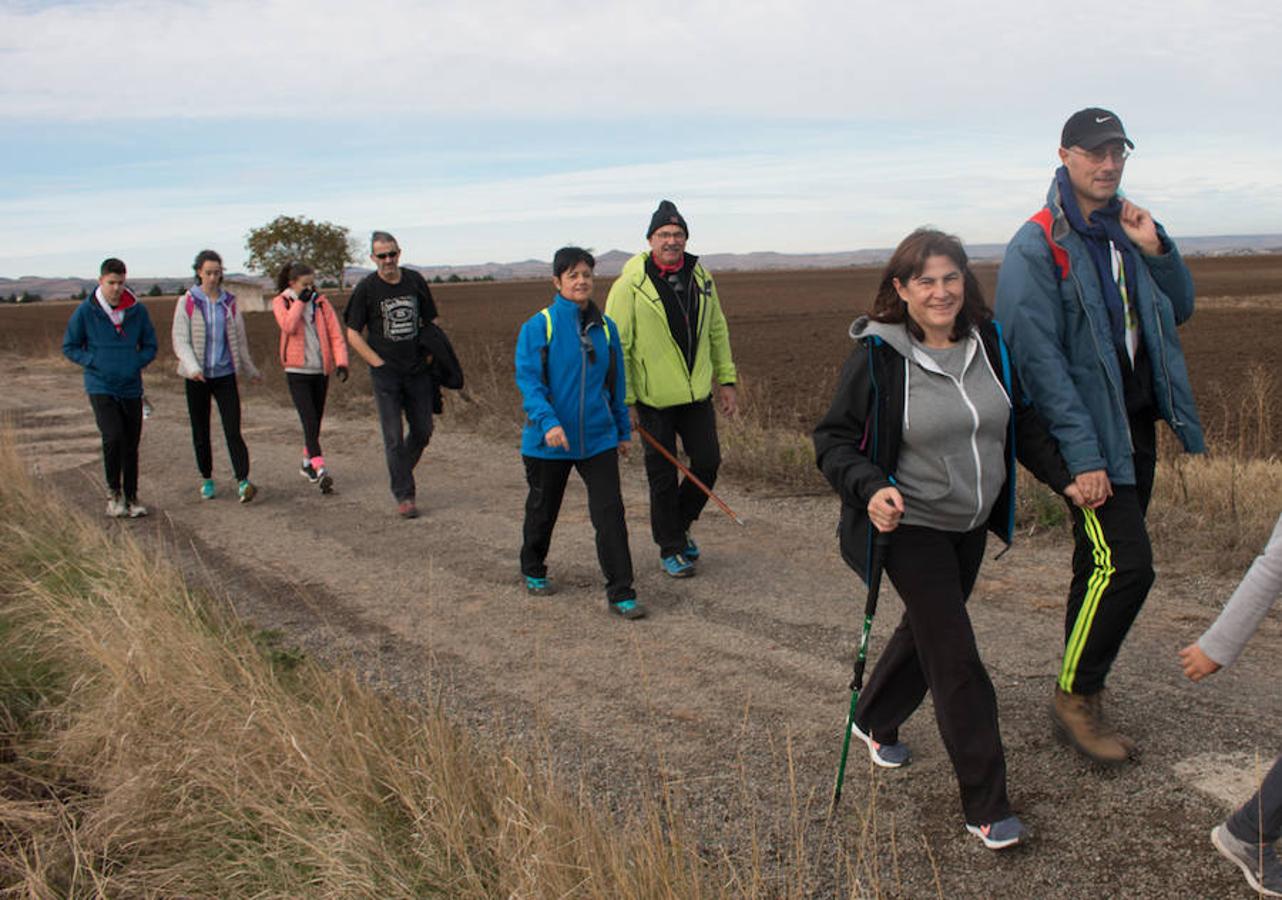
225,278,270,312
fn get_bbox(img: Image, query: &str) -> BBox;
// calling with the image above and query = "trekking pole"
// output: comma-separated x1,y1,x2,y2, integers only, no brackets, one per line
831,529,892,812
636,425,745,526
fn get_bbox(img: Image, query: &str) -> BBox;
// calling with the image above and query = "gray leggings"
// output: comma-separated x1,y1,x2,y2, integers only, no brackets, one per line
1227,753,1282,844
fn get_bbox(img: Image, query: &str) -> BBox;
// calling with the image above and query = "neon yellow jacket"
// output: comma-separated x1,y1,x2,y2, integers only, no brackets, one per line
604,252,737,408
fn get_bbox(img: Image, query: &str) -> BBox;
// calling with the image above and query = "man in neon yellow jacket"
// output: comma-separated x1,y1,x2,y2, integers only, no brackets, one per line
605,200,738,577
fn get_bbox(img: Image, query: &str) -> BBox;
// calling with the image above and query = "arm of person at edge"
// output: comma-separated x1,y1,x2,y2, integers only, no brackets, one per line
137,306,158,370
1179,511,1282,682
994,233,1112,508
170,294,206,382
813,346,897,523
345,328,384,368
513,314,564,451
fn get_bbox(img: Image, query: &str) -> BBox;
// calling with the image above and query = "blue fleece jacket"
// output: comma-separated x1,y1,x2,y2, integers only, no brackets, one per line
61,292,159,399
515,295,630,460
995,176,1205,484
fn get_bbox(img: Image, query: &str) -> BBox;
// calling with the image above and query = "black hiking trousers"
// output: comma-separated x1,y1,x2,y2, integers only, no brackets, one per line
854,523,1012,826
89,393,144,501
636,398,720,558
520,449,635,603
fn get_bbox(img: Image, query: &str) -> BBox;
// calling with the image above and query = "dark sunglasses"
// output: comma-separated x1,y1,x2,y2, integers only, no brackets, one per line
374,250,400,260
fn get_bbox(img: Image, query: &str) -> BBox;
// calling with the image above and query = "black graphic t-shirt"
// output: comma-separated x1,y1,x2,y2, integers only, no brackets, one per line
344,269,439,374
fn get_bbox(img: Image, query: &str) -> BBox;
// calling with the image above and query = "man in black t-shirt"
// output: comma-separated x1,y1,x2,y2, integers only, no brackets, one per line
345,231,440,518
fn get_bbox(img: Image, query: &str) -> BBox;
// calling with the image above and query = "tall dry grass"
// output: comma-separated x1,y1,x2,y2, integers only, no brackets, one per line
0,433,737,897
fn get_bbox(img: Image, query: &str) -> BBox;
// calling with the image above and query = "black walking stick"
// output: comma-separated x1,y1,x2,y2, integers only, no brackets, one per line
831,529,892,811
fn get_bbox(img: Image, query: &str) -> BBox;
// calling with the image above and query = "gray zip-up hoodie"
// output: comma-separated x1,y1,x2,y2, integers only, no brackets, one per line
856,319,1011,533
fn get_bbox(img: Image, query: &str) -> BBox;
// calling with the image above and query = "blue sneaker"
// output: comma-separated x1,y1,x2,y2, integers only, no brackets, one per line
683,532,700,560
200,479,216,500
661,553,695,578
609,597,646,620
966,815,1029,850
851,721,912,768
525,575,554,596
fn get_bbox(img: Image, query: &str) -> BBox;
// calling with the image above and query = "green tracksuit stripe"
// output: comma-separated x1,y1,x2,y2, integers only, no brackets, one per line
1059,508,1115,692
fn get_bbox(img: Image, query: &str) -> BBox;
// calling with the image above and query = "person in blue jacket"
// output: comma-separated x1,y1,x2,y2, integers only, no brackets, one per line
61,257,159,518
995,108,1205,765
514,246,641,619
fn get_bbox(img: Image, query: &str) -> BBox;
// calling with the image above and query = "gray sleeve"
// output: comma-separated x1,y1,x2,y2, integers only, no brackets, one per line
1198,511,1282,666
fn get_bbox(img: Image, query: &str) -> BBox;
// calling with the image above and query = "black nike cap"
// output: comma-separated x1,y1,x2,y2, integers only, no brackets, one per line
1061,108,1134,150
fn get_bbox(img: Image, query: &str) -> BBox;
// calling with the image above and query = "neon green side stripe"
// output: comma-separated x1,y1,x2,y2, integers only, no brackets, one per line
1058,508,1115,692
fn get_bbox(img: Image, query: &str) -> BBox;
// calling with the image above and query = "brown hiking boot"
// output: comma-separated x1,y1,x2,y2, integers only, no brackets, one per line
1051,687,1130,766
1089,689,1139,758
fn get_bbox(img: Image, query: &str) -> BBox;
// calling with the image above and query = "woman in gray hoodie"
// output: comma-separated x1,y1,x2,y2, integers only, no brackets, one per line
1180,511,1282,896
814,229,1075,850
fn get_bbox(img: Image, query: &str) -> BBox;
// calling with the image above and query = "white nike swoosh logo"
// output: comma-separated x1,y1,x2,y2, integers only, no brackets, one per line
1095,116,1113,123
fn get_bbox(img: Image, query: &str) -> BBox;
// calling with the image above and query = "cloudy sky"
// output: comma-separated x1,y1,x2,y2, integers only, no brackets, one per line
2,0,1280,277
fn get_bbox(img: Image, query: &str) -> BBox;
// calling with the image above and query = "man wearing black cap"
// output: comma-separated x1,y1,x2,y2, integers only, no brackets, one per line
995,108,1204,765
605,200,738,578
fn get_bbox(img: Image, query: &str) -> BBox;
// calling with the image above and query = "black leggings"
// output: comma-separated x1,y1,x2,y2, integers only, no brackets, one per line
185,374,249,481
287,372,329,460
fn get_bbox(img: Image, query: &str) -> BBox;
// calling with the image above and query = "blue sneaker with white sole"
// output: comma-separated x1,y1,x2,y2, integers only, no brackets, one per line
851,721,912,768
661,553,695,578
525,575,554,596
966,815,1029,850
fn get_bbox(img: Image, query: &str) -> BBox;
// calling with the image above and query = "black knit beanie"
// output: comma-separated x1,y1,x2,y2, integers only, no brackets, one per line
646,200,689,239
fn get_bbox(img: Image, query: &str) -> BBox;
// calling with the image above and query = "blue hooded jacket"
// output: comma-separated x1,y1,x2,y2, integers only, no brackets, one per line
61,291,159,399
994,176,1205,484
515,295,630,460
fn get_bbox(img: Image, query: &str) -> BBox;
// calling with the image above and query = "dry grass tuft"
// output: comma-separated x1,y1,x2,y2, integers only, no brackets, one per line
0,430,738,897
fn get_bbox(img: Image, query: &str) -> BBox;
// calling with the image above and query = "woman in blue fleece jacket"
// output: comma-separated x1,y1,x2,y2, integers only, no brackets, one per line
513,247,641,619
61,257,158,518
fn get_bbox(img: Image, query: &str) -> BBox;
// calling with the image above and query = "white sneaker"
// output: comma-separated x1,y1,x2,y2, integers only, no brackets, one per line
106,494,127,518
126,500,149,518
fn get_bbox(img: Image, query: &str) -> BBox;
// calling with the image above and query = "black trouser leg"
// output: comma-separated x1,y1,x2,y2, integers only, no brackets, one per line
184,378,215,478
209,374,249,481
1227,752,1282,844
89,394,125,496
287,372,329,460
520,456,573,579
1059,482,1154,695
117,396,143,500
638,399,721,557
854,524,1010,825
371,368,435,501
575,448,635,602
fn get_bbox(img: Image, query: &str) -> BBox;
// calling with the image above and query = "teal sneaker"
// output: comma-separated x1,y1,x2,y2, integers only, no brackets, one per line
238,479,256,503
200,479,216,500
609,597,646,620
525,575,554,596
683,532,700,560
661,553,695,578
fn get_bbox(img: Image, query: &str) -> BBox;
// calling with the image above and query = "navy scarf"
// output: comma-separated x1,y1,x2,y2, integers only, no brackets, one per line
1055,166,1139,359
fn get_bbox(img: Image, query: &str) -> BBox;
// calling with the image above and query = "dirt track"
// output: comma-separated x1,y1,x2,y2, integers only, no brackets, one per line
5,352,1279,898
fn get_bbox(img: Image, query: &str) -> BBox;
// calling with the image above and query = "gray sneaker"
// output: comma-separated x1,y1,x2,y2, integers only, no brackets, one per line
850,720,911,768
1212,824,1282,897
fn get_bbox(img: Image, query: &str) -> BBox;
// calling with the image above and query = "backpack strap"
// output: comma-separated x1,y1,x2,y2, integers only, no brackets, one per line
1029,207,1071,281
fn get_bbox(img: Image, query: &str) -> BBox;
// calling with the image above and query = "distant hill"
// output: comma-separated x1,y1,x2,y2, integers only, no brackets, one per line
7,235,1282,299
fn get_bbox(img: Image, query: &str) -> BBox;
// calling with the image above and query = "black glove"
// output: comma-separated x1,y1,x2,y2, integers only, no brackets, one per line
299,287,318,303
336,365,348,383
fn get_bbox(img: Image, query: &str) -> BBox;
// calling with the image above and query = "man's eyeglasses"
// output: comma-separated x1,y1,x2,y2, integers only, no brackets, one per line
1069,145,1131,164
374,250,400,260
652,229,686,242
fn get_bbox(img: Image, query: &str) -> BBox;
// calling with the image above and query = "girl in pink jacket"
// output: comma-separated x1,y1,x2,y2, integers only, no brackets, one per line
272,262,349,494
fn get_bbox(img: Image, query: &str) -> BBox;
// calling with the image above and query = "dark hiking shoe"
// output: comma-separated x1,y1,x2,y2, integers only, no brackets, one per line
661,553,695,578
300,461,320,483
1212,824,1282,897
525,576,554,596
609,598,646,620
1051,687,1130,766
966,815,1029,850
317,468,334,494
683,532,700,560
397,499,419,519
851,721,911,768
